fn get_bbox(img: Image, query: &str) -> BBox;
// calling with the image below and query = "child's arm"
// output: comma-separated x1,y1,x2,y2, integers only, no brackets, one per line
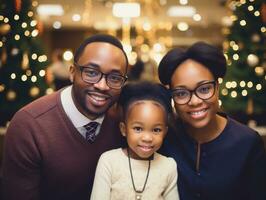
90,153,112,200
163,158,180,200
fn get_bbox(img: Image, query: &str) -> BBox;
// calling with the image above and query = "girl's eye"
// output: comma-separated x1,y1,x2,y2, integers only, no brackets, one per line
133,127,142,132
153,128,162,134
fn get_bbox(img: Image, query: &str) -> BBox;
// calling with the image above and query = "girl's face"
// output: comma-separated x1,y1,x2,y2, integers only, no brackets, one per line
120,100,168,160
170,59,219,129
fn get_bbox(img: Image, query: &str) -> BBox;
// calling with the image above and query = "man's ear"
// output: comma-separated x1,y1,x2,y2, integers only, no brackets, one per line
69,65,75,83
119,122,126,137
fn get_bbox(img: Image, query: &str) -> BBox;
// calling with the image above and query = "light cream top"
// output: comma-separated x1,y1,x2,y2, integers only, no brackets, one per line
90,148,179,200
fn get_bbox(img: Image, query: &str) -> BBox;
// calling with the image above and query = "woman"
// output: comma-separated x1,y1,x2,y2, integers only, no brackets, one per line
158,42,266,200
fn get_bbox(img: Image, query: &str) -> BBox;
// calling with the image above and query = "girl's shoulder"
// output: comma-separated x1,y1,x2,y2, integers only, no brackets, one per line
154,152,177,168
100,148,124,161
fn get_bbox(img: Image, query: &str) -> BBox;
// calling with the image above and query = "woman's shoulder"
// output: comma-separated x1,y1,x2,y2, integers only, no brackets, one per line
226,116,260,138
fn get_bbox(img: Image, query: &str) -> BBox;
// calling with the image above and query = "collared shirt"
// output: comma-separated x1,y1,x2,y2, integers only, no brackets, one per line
60,85,104,138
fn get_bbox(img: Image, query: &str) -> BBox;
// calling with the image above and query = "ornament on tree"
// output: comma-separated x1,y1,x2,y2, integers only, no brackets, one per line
0,23,11,35
1,47,7,65
37,21,44,35
247,54,259,67
30,86,40,97
22,53,29,69
261,3,266,23
6,90,16,101
251,34,260,43
262,62,266,68
246,97,254,115
0,84,5,92
14,0,22,13
11,48,19,56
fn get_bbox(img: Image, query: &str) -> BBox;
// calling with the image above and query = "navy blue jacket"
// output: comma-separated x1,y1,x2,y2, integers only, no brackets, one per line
160,114,266,200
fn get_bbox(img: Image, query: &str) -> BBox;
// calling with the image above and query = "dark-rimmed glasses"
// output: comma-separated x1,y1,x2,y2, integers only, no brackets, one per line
171,81,217,105
75,63,127,89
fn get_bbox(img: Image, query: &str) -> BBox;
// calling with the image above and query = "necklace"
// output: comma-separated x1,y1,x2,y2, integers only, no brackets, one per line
127,148,151,200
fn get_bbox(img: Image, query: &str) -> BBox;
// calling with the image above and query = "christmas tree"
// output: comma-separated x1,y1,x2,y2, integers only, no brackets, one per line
0,0,51,126
221,0,266,121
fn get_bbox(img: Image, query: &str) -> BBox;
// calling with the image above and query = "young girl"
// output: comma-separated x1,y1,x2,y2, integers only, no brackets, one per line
90,81,179,200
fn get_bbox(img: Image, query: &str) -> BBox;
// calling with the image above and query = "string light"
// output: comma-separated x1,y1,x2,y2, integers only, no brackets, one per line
226,81,232,89
53,21,62,29
0,15,4,20
21,22,27,28
261,27,266,33
193,14,202,21
218,78,223,84
30,86,40,97
221,88,228,95
24,30,30,36
231,81,237,88
242,89,248,96
4,17,9,23
240,20,246,26
229,41,236,46
31,29,39,37
72,14,81,22
247,81,253,88
31,75,37,82
46,88,54,95
254,11,260,16
63,50,73,61
177,22,189,31
233,53,239,60
21,75,27,81
28,11,34,17
30,20,37,27
11,73,16,79
256,84,262,90
255,66,264,76
14,34,20,40
14,14,20,20
248,5,254,11
240,81,246,87
25,70,32,76
232,44,239,51
0,41,3,47
39,70,46,77
143,22,152,31
32,1,38,7
231,91,237,98
32,53,38,60
38,55,47,62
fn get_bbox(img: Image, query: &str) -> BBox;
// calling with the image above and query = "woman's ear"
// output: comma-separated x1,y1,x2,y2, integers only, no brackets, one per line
119,122,126,137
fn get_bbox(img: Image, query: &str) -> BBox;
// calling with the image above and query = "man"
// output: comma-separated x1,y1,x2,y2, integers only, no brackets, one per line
2,34,128,200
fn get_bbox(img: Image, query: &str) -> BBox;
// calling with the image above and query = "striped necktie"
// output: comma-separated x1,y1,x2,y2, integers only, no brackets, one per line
84,121,99,142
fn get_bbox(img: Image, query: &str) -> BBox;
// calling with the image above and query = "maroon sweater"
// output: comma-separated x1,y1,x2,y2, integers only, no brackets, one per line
2,90,124,200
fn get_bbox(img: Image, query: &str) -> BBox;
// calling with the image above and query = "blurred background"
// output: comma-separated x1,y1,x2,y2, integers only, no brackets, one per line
0,0,266,158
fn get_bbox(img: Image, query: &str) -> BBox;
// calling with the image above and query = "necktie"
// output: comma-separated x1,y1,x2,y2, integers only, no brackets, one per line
84,121,99,142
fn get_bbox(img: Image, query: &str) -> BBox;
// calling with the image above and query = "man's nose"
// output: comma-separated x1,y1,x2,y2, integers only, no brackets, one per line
93,75,110,90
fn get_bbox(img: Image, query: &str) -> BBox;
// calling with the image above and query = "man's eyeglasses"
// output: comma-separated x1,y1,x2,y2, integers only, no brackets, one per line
171,81,217,105
75,63,127,89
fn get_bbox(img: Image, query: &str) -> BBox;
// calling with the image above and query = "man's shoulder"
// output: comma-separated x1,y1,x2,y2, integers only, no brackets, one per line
20,90,61,119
